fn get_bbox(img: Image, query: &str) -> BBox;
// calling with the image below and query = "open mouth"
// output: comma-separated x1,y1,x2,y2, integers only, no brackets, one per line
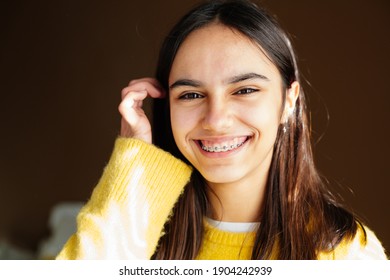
197,136,250,153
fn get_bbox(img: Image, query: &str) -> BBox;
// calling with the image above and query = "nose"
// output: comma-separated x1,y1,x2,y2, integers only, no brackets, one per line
202,97,233,132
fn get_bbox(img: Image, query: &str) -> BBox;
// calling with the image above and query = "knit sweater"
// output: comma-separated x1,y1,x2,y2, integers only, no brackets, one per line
57,138,387,260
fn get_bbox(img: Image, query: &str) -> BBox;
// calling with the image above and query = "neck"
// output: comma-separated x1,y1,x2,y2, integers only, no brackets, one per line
206,166,268,223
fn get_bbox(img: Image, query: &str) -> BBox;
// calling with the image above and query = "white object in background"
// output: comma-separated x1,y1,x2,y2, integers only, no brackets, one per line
38,202,84,259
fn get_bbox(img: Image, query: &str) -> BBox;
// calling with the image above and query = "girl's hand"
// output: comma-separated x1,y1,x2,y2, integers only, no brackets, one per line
118,78,165,144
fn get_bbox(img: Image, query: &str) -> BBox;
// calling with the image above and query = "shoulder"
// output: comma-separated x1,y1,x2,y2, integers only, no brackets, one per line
319,223,388,260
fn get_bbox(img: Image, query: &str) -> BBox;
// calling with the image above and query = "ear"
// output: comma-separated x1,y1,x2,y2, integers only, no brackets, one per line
281,81,300,123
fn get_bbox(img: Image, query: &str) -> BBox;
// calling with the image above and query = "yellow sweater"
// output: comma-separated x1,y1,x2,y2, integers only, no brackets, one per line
57,138,387,260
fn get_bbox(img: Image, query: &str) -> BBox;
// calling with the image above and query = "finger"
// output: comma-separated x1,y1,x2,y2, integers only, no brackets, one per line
123,79,165,99
119,91,148,119
123,81,164,99
120,105,142,127
129,77,162,90
118,97,145,127
121,89,148,102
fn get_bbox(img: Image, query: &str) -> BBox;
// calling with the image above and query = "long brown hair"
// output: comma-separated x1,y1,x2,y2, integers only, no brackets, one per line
152,0,362,259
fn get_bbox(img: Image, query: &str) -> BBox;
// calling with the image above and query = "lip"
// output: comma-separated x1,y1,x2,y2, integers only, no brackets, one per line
193,135,251,158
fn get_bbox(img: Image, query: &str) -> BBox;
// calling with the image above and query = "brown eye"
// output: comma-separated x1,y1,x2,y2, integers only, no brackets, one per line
179,92,204,99
234,88,258,95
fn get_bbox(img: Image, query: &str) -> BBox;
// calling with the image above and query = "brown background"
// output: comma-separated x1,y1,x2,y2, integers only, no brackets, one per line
1,0,389,257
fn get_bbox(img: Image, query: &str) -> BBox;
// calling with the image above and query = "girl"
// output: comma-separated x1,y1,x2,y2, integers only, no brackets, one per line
57,0,387,259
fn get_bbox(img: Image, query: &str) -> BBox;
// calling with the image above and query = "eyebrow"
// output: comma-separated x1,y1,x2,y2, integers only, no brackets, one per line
169,72,270,90
169,79,202,89
227,72,270,84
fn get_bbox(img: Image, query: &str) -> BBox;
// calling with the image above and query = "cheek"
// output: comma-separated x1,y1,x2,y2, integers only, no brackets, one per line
170,105,197,146
170,108,181,145
239,101,281,132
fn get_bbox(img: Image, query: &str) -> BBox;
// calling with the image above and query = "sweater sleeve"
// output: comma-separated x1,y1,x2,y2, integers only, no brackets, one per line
56,138,192,260
319,224,388,260
342,225,388,260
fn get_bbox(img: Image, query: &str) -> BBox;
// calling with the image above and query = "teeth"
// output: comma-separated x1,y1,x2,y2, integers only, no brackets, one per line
200,137,247,153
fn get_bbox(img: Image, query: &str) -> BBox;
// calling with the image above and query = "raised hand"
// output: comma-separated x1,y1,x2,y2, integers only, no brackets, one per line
118,78,165,144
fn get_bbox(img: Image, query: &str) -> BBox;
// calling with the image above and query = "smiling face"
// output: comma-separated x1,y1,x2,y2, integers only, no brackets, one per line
169,23,291,187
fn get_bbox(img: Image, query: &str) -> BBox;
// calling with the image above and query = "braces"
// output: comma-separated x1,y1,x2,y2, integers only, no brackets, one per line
201,141,244,153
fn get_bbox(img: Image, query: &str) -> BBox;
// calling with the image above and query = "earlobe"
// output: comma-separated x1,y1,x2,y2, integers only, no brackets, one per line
281,81,300,123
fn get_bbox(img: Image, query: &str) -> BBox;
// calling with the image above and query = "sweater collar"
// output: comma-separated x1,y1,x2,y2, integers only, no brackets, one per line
203,218,258,247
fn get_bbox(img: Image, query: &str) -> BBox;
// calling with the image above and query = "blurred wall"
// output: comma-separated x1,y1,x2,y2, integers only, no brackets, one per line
0,0,389,256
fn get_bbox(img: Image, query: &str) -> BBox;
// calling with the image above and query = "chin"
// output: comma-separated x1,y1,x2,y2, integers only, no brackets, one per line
199,168,244,185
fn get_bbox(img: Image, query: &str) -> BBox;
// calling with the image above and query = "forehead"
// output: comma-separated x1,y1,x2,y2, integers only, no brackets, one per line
169,23,280,84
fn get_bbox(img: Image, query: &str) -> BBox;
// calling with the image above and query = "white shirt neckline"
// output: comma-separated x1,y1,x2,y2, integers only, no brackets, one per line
205,217,260,233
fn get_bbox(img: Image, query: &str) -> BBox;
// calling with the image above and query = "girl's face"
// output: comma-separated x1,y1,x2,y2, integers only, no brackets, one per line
169,24,297,186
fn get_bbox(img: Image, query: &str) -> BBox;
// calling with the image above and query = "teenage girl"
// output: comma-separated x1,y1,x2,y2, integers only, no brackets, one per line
57,0,387,259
